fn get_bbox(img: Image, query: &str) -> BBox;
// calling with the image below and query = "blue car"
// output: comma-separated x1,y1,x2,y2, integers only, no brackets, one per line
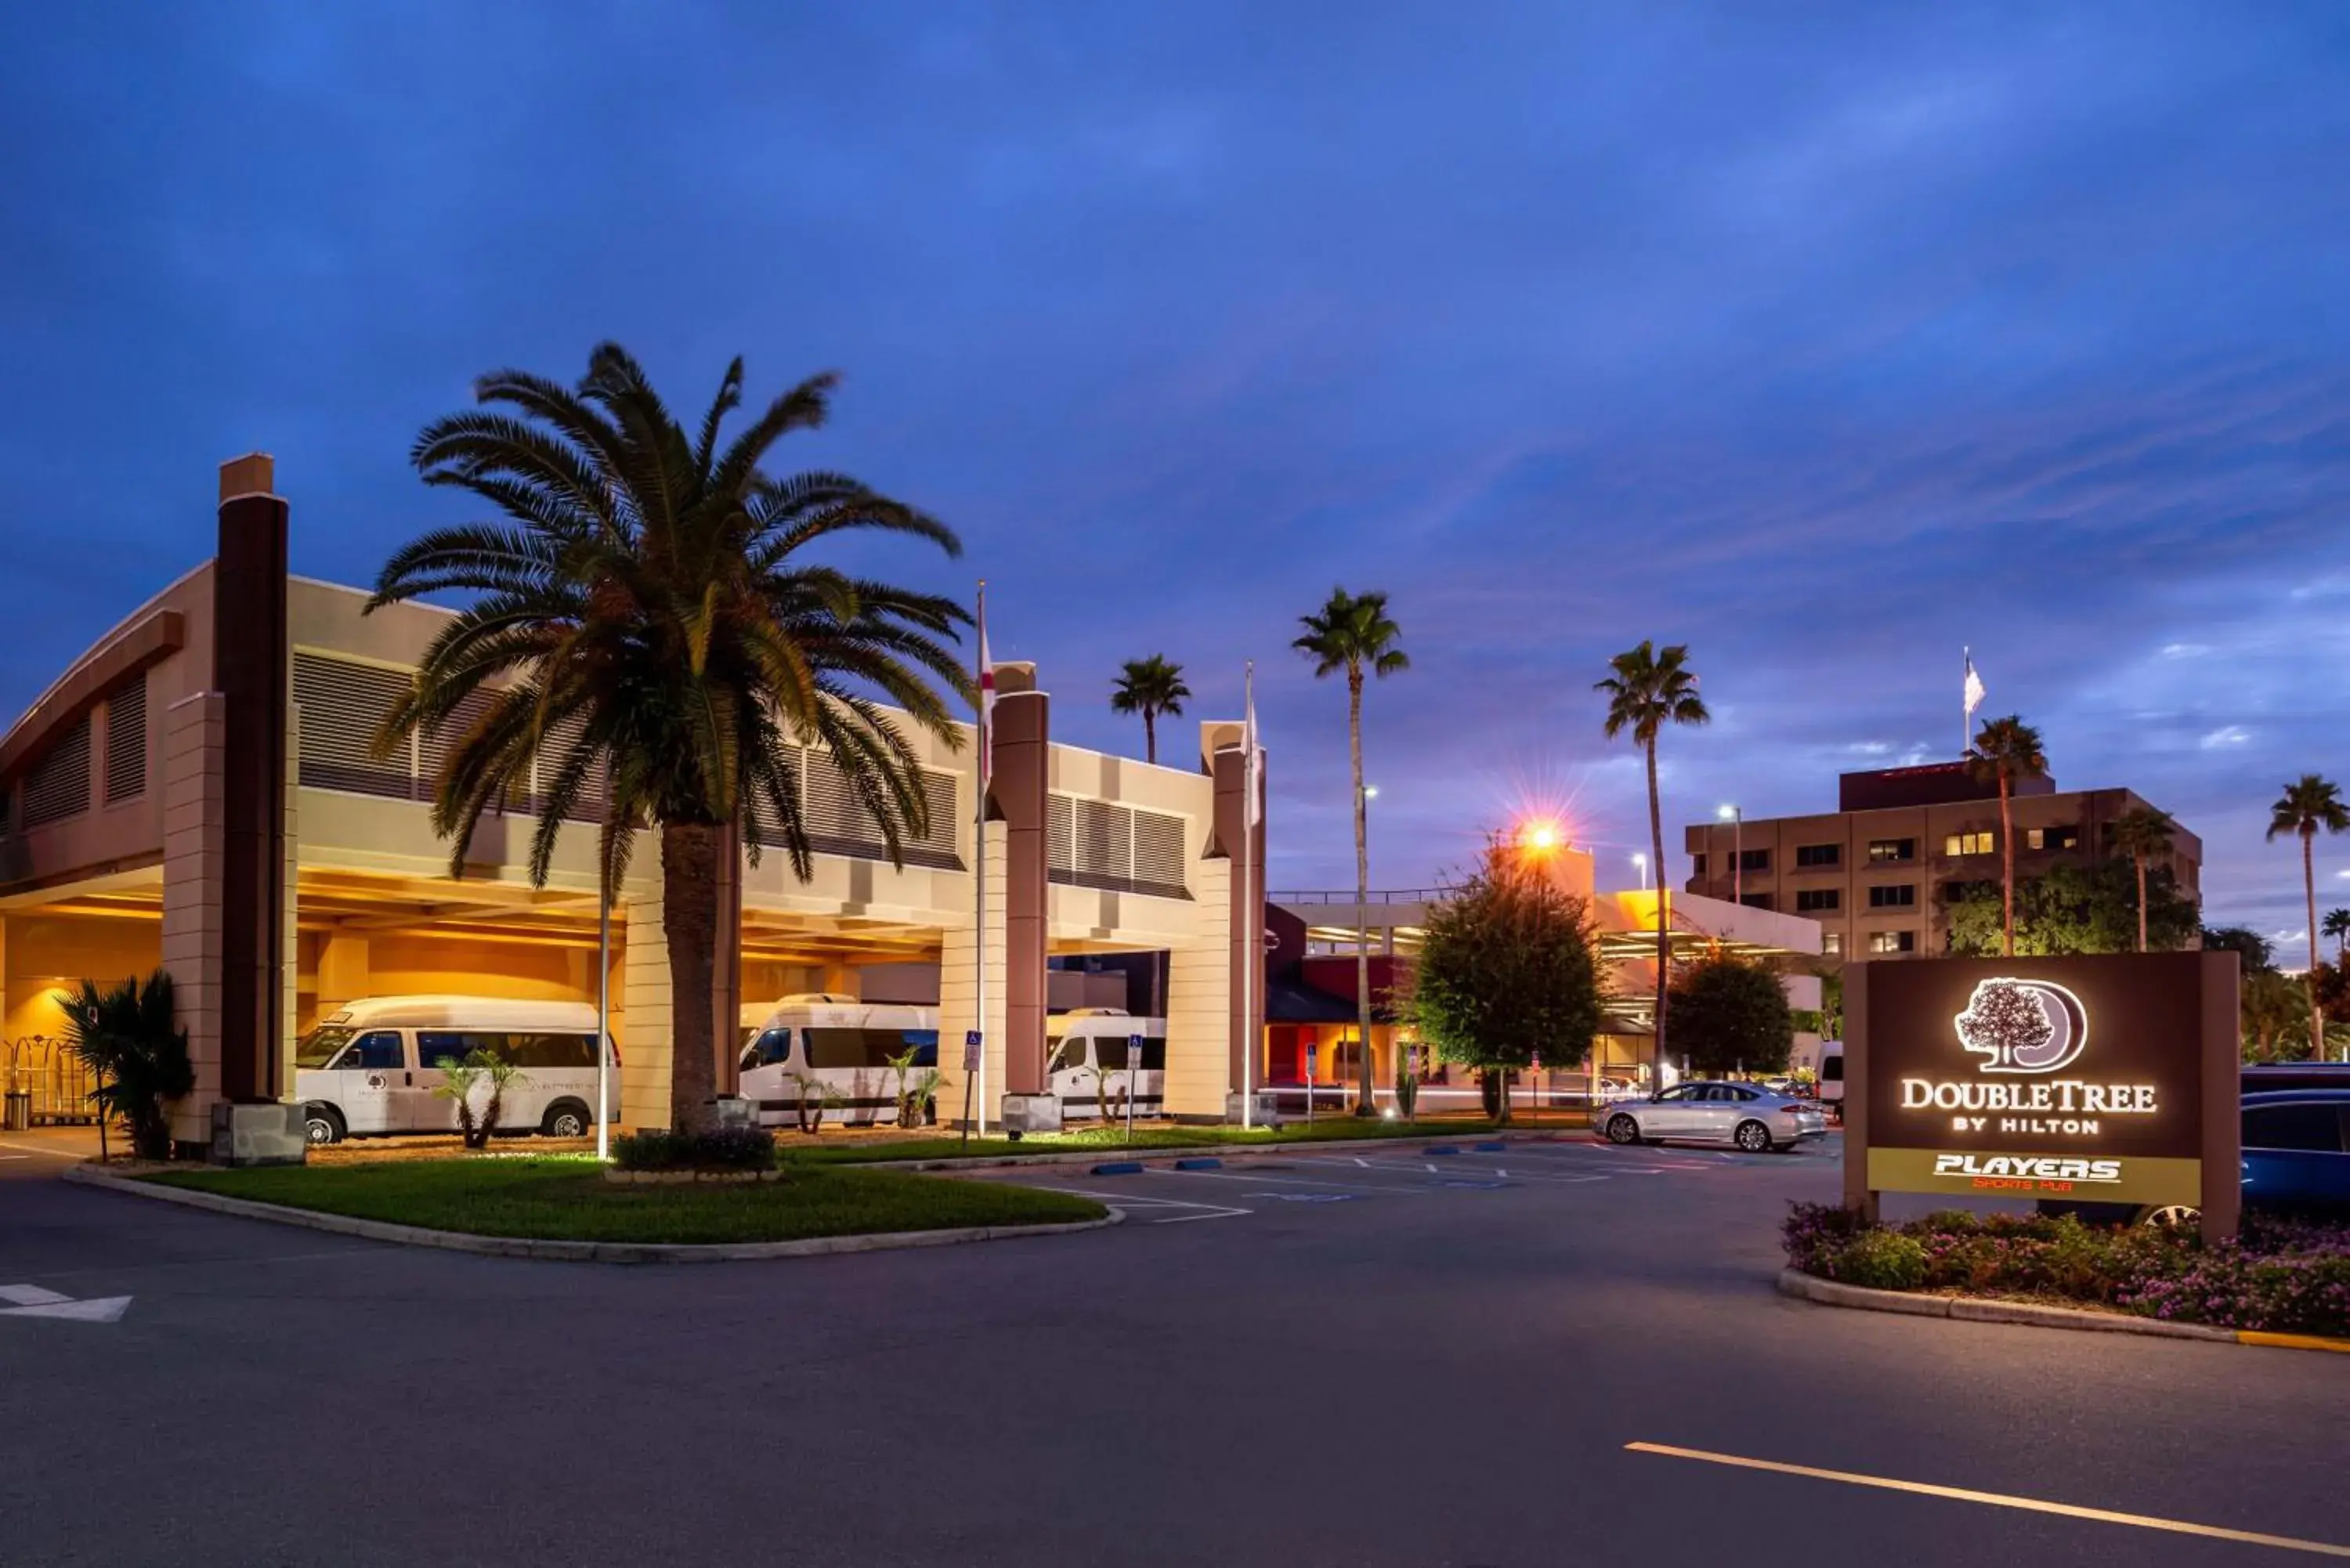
2241,1089,2350,1209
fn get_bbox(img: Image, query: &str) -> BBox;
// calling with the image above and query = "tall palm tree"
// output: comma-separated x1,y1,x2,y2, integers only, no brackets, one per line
2109,805,2176,954
1596,641,1709,1082
1109,655,1191,765
1968,716,2048,958
2268,774,2350,1060
1294,588,1409,1115
371,344,969,1133
2325,908,2350,964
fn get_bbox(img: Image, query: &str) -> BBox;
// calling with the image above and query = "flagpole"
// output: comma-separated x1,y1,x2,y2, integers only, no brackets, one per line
1961,645,1969,758
974,580,989,1139
1242,661,1258,1132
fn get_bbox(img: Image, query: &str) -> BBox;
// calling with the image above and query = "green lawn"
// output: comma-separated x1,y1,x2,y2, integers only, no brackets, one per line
146,1158,1105,1245
789,1115,1582,1165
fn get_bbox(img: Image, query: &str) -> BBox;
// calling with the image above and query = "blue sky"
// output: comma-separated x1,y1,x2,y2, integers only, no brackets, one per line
5,3,2349,943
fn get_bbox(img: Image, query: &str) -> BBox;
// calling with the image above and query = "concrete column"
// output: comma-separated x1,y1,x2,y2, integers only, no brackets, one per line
214,453,288,1104
818,960,857,996
161,691,227,1144
316,933,371,1010
936,821,1008,1123
1163,855,1233,1118
1206,734,1267,1100
992,664,1049,1099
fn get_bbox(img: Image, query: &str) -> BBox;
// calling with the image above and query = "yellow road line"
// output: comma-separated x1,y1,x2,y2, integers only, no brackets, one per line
1626,1442,2350,1559
2238,1330,2350,1354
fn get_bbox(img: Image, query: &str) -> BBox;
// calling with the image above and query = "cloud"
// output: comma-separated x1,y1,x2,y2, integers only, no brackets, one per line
2200,725,2252,750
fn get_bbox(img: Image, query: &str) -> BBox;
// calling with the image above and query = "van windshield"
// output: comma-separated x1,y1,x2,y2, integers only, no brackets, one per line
294,1028,355,1069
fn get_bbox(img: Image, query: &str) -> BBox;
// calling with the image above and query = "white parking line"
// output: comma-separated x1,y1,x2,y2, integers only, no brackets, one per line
1343,1158,1618,1185
1021,1186,1253,1224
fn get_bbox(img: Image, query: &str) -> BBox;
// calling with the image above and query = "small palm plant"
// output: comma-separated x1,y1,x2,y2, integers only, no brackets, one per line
1109,656,1191,765
2324,908,2350,965
431,1050,528,1149
56,971,193,1162
786,1071,843,1134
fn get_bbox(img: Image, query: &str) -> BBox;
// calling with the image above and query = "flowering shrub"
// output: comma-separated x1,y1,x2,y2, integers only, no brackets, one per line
1781,1202,2350,1336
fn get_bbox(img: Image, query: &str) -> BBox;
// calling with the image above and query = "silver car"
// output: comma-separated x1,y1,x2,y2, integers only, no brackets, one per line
1600,1080,1827,1152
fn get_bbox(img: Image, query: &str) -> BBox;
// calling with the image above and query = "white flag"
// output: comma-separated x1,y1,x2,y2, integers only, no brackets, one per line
1962,650,1986,717
976,587,996,790
1242,662,1260,829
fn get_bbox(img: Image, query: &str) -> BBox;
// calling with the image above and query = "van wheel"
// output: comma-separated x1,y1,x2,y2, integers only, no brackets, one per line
1734,1119,1773,1153
2137,1204,2201,1230
541,1102,591,1139
1605,1114,1641,1145
304,1105,345,1146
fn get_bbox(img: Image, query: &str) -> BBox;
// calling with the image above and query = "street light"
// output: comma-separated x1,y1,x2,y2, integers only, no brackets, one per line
1717,803,1743,906
1631,851,1649,891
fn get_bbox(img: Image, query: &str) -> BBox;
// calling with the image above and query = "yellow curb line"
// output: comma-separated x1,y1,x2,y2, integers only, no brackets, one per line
2238,1329,2350,1353
1627,1442,2350,1558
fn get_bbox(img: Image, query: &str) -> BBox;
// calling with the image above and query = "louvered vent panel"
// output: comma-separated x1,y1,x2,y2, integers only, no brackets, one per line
294,653,413,799
103,672,148,804
22,715,92,827
1132,809,1186,897
1071,797,1133,891
534,710,611,824
1047,793,1074,879
417,688,501,807
801,748,877,849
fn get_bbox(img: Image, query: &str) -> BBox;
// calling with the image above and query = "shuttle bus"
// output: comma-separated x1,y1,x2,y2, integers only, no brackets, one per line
738,995,941,1128
292,995,615,1145
1046,1009,1167,1119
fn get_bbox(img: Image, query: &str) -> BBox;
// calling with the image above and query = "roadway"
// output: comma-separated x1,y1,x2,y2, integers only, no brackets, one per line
1,1129,2345,1566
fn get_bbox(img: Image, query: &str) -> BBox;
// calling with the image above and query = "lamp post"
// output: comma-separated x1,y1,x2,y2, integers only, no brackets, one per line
1718,803,1742,906
1632,852,1649,892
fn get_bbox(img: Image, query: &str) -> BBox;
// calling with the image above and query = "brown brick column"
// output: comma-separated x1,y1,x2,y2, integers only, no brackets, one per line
1209,739,1267,1097
992,665,1049,1096
213,454,288,1104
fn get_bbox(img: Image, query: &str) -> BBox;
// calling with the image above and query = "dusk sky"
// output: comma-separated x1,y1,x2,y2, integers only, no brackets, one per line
5,4,2348,943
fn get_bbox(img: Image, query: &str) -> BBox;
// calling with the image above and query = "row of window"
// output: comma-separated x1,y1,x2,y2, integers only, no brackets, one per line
1700,822,2098,877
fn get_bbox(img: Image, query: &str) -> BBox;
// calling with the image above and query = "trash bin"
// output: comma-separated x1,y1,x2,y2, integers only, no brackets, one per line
2,1090,30,1131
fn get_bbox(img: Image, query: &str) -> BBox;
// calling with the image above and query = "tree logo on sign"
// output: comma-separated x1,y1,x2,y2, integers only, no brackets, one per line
1954,978,2088,1075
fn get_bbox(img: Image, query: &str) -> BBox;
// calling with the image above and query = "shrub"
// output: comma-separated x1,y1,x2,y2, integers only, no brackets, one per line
1832,1230,1929,1291
1781,1201,1870,1274
56,970,195,1162
613,1125,776,1172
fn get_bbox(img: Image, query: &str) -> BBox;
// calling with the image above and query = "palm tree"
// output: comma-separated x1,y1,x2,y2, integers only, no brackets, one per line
1967,716,2048,957
371,345,969,1133
1294,587,1409,1115
2267,774,2350,1060
2109,806,2177,954
56,970,193,1162
2326,908,2350,964
1109,656,1191,765
1596,641,1710,1083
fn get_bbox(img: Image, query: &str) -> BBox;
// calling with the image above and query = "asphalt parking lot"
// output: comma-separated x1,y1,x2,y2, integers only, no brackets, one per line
3,1129,2346,1567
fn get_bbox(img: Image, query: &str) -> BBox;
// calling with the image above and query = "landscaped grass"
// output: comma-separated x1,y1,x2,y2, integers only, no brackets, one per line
787,1114,1585,1165
146,1158,1105,1245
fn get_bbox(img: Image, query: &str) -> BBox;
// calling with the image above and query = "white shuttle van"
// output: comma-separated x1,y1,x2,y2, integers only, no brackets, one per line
737,995,941,1127
292,995,615,1146
1046,1009,1167,1118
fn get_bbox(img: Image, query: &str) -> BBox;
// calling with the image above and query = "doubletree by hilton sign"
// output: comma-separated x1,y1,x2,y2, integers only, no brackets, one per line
1842,952,2240,1241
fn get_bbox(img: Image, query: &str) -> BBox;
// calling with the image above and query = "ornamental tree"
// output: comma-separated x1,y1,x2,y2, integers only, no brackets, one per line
1666,950,1795,1078
1405,841,1605,1122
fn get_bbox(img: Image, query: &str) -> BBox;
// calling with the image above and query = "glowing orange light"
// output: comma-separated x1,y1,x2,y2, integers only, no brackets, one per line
1519,820,1563,853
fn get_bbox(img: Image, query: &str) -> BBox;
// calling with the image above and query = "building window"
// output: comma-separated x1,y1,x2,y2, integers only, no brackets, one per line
1868,883,1917,909
1737,847,1770,873
1941,879,1995,905
1795,843,1841,869
1822,931,1842,956
1739,892,1773,910
1692,852,1707,876
1795,888,1841,912
1867,930,1916,955
1867,838,1915,864
1943,830,1994,857
21,714,92,828
2028,825,2081,852
103,672,148,804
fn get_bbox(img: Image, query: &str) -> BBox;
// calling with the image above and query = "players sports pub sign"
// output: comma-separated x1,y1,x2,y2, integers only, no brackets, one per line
1843,952,2240,1234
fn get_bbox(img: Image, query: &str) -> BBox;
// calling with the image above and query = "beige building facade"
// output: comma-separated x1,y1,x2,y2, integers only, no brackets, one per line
1683,762,2202,961
0,457,1265,1150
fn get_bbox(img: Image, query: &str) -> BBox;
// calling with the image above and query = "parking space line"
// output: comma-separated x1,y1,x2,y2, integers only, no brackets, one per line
1343,1158,1617,1185
1018,1186,1253,1223
1627,1443,2350,1559
1159,1168,1435,1196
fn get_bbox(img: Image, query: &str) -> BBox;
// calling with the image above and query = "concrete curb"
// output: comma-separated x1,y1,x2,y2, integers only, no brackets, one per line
855,1128,1592,1173
63,1164,1123,1264
1776,1268,2350,1353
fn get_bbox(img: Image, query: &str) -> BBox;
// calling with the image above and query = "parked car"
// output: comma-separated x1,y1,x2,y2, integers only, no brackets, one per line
293,995,616,1145
2241,1089,2350,1210
1600,1081,1828,1152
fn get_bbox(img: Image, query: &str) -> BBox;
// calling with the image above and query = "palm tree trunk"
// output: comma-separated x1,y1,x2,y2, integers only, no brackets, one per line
2306,829,2323,1060
1350,670,1375,1115
1646,739,1668,1085
1999,775,2016,957
1144,709,1157,766
663,820,723,1133
2135,851,2148,953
